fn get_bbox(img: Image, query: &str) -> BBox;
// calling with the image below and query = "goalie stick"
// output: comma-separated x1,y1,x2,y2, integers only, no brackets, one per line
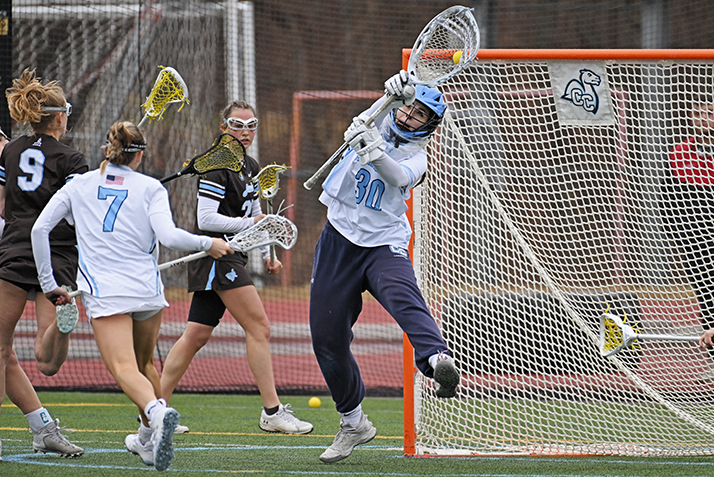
160,133,246,184
64,214,298,300
598,312,699,357
138,66,190,128
303,5,480,190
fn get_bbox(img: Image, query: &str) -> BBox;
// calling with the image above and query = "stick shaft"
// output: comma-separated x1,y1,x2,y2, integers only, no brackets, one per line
267,199,276,263
303,94,393,190
159,171,182,184
67,251,207,298
634,334,700,342
137,114,149,128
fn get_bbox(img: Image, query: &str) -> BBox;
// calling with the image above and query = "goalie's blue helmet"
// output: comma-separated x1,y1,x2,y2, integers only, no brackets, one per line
386,85,446,143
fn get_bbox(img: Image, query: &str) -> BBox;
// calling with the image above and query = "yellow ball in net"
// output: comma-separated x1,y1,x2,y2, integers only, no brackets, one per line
308,396,321,408
453,50,463,64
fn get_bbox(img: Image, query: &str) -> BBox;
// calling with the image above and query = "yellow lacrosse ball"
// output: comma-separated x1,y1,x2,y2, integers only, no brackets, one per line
308,396,321,408
453,50,463,64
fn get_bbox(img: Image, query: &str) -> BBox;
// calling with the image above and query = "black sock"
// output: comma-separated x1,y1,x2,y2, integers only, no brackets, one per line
264,405,280,416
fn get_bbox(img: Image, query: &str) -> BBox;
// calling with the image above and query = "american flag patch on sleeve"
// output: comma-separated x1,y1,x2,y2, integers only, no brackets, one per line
106,175,124,185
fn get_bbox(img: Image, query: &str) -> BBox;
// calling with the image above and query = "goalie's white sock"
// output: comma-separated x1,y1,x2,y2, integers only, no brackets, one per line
340,404,363,427
144,398,167,425
429,352,452,370
139,420,153,445
25,407,53,432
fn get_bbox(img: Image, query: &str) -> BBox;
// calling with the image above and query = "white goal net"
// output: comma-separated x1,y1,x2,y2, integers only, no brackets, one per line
411,50,714,457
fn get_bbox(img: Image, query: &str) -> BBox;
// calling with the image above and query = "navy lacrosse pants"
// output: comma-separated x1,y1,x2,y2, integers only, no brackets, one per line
309,221,449,413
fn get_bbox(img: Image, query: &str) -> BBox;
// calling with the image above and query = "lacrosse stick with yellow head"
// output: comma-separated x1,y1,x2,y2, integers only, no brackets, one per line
598,312,699,357
138,66,190,128
253,164,289,263
160,133,246,183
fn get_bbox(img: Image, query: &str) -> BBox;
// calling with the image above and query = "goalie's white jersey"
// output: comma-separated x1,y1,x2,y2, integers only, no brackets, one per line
33,163,212,298
320,141,427,249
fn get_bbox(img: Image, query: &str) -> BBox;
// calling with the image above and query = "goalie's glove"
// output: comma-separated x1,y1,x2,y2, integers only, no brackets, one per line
384,70,416,108
343,112,371,145
347,122,386,165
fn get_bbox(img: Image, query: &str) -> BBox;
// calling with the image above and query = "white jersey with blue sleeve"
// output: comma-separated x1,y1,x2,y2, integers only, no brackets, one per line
319,137,427,249
32,163,212,298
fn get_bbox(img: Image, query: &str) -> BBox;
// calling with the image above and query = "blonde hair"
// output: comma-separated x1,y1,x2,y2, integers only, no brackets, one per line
6,68,67,134
100,121,146,173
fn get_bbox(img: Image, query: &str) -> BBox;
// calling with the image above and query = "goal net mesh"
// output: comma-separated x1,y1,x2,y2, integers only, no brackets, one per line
414,54,714,456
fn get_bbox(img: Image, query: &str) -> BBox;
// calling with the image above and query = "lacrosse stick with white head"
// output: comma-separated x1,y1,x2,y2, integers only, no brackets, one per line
303,5,480,190
598,312,699,357
138,66,190,128
64,214,298,299
253,164,289,263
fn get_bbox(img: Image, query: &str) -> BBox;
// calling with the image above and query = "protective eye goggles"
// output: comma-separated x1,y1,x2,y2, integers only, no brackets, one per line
43,102,72,117
224,117,258,131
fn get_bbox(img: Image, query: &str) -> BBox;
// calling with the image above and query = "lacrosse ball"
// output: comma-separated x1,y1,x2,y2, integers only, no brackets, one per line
309,396,321,408
453,50,463,64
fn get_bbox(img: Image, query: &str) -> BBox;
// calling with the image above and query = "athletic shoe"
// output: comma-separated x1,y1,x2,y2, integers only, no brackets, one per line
175,423,190,434
125,433,154,466
434,354,460,398
32,419,84,457
319,414,377,463
150,406,179,471
259,403,314,434
55,285,79,334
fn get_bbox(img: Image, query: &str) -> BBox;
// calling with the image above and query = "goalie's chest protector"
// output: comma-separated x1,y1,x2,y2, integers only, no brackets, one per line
322,143,424,249
196,154,261,236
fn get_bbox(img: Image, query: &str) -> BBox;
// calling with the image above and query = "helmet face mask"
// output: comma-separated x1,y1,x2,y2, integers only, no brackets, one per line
386,85,446,144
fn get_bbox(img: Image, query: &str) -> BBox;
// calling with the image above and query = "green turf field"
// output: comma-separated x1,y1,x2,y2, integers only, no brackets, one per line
1,391,712,476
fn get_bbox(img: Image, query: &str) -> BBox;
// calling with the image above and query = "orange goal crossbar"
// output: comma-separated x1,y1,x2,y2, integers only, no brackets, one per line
404,48,714,62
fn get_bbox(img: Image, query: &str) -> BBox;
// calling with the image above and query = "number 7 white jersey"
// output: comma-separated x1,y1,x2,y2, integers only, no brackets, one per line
34,163,209,298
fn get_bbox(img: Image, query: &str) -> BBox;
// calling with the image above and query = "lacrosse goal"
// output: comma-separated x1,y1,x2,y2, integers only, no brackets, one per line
407,49,714,457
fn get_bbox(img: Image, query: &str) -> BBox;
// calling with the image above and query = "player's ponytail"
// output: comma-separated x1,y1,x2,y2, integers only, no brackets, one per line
6,68,67,134
101,121,146,173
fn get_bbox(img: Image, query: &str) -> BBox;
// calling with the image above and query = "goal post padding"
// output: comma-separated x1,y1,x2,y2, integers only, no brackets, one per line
406,49,714,457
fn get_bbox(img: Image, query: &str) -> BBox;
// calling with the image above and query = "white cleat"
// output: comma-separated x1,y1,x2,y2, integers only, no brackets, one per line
260,403,313,435
320,414,377,463
150,407,179,471
32,419,84,457
125,433,154,466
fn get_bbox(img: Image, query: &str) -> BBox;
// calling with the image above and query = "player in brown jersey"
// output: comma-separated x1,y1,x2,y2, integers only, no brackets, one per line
0,69,85,457
158,100,312,435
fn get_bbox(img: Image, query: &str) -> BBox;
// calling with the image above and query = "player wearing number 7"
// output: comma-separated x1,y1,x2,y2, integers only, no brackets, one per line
310,72,460,463
31,121,232,470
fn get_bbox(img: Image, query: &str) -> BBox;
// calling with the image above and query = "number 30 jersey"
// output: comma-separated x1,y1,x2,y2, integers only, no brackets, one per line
319,141,427,249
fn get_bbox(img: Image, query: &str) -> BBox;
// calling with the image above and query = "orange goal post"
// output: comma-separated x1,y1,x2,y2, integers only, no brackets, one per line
404,49,714,457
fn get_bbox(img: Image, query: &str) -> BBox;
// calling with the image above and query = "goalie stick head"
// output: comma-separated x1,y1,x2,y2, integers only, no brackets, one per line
407,5,480,86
